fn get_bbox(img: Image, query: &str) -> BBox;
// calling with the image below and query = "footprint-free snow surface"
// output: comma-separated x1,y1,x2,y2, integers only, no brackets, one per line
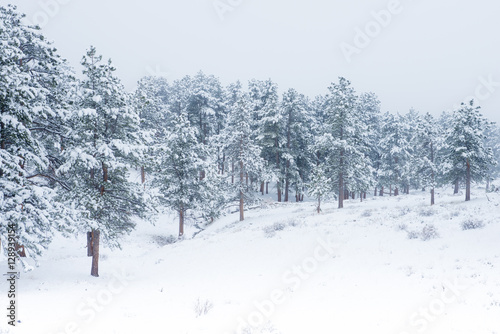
2,188,500,334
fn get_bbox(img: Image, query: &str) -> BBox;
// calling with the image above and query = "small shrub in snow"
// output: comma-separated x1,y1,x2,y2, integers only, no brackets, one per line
397,223,408,231
194,298,213,317
461,219,484,230
399,207,411,216
151,234,177,246
419,207,435,217
263,222,286,238
407,230,419,240
361,209,372,217
421,224,439,241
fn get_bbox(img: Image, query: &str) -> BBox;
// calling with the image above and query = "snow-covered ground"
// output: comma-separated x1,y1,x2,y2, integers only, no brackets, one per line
2,186,500,334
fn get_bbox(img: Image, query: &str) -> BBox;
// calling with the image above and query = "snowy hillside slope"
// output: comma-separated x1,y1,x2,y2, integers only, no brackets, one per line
2,187,500,334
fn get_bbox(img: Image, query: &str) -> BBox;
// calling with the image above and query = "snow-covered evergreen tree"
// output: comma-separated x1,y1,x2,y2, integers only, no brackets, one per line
58,47,148,276
248,79,281,198
0,5,75,264
443,100,495,201
151,112,205,237
357,92,382,196
281,88,313,202
308,163,331,213
414,113,443,205
221,86,265,221
378,112,413,196
321,77,372,208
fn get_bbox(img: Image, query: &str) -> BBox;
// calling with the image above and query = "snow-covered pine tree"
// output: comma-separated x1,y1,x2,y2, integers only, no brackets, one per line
281,88,313,202
248,79,281,198
414,113,443,205
58,47,148,277
134,76,170,186
321,77,372,208
443,100,495,201
356,92,382,197
378,112,413,196
0,5,75,264
151,112,205,237
221,86,265,221
484,124,500,189
308,162,330,213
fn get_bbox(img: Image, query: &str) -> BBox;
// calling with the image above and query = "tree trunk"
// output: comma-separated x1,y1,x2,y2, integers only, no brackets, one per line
285,169,289,202
466,159,471,201
317,196,321,214
231,161,234,184
90,229,100,277
338,172,344,209
240,160,244,221
260,182,264,195
277,181,282,202
351,192,355,200
179,208,184,237
380,187,384,196
374,187,377,196
141,166,145,186
394,187,399,196
454,179,459,194
266,182,269,194
431,187,435,206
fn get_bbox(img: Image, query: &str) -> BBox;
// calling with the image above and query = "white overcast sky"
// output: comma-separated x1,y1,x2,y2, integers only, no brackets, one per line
7,0,500,122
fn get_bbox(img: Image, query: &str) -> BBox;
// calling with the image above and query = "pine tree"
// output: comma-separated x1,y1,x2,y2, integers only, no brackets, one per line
443,100,495,201
248,79,281,198
308,163,330,213
58,47,148,276
378,113,413,196
151,112,204,237
321,77,372,208
281,88,313,202
0,5,75,264
357,92,382,197
221,87,265,221
414,113,443,205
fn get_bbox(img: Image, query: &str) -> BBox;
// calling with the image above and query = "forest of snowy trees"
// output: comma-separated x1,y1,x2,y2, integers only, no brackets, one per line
1,5,499,276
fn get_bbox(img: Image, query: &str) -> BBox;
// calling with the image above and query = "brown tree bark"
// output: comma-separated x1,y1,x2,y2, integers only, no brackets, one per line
338,171,344,209
179,207,184,237
466,159,471,201
431,188,435,206
90,229,100,277
240,160,244,221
